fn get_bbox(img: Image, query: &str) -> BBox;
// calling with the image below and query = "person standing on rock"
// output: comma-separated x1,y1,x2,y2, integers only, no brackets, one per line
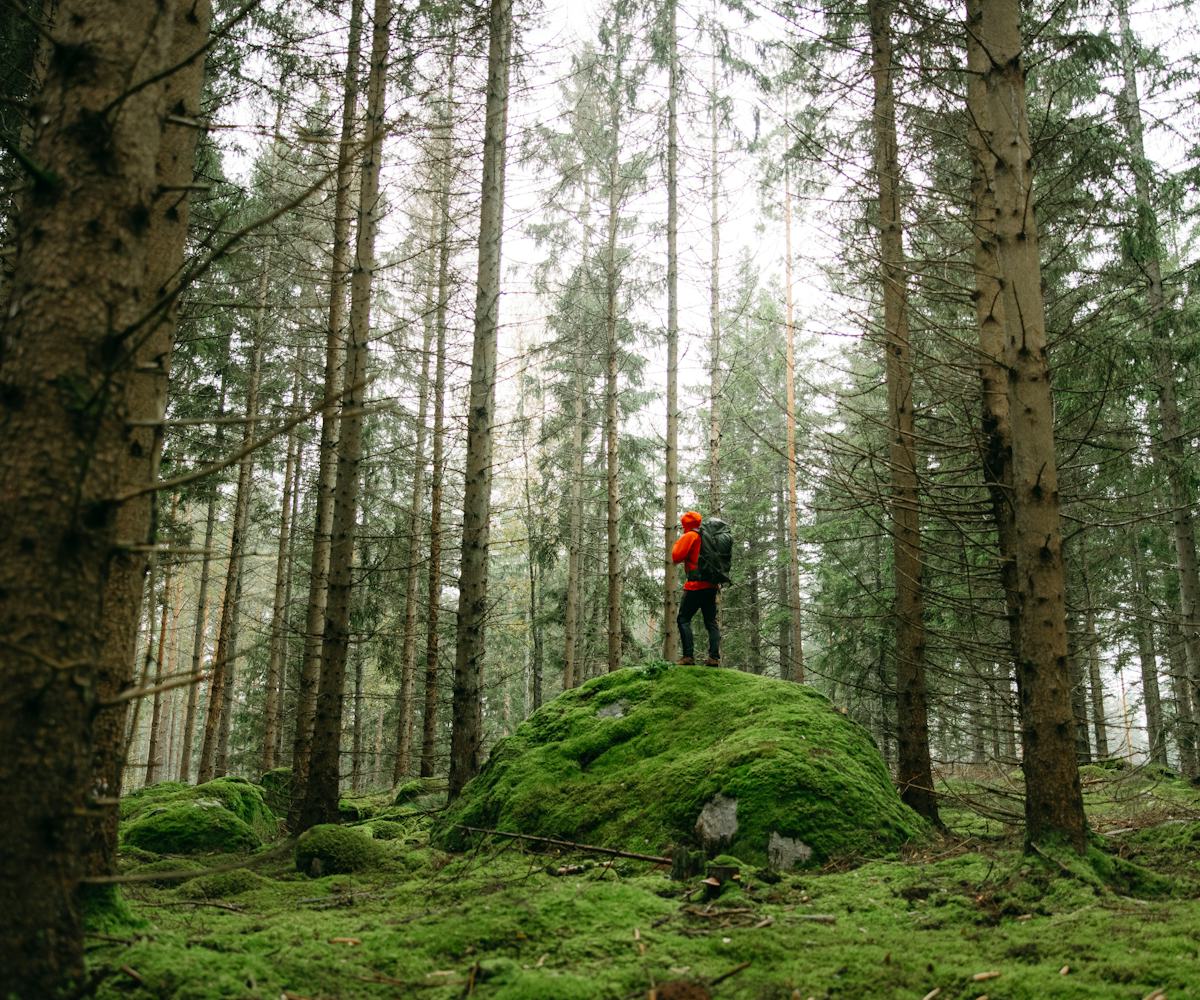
671,510,730,666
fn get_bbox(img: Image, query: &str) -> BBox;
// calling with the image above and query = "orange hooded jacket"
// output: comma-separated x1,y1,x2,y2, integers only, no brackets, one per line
671,511,715,591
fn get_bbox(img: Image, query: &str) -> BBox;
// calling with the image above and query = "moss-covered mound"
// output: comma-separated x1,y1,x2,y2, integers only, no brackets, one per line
295,824,376,876
122,800,262,855
438,664,924,867
120,777,279,855
179,868,269,899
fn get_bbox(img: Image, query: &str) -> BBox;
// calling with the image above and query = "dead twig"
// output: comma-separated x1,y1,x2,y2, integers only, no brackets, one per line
708,960,751,987
453,824,670,865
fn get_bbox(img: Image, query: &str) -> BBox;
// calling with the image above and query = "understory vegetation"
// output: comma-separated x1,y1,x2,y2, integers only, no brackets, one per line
89,691,1200,999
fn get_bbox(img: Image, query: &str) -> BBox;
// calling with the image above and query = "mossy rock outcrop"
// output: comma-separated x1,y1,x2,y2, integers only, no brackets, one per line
438,664,925,867
122,800,262,855
120,777,279,855
295,824,376,876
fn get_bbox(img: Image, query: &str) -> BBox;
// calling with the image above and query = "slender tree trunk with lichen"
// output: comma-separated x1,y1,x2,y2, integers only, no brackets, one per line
290,0,362,824
967,0,1087,850
449,0,512,797
867,0,938,824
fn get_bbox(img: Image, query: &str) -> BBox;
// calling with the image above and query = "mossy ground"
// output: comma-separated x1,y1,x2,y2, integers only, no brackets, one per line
438,665,924,865
89,763,1200,998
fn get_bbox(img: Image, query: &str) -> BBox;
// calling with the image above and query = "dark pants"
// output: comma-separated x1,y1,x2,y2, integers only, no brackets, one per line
677,588,719,660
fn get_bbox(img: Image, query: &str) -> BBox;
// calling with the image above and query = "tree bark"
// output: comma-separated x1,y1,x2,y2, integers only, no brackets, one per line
263,364,302,772
298,0,391,831
868,0,938,824
448,0,512,799
1129,529,1167,765
782,154,805,683
663,0,680,662
967,0,1087,850
1114,0,1200,773
198,334,262,782
144,554,175,785
419,35,458,778
179,367,227,783
0,0,186,988
289,0,362,826
81,0,210,884
963,0,1021,686
603,27,624,675
707,10,721,515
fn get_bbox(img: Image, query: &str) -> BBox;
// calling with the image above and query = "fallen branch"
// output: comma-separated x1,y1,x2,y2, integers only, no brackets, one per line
452,824,670,865
708,961,751,987
142,899,243,912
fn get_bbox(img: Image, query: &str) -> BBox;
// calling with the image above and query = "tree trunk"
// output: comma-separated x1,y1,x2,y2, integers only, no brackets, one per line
782,155,805,683
1083,593,1109,759
144,556,175,785
448,0,512,798
968,0,1087,850
419,36,458,779
1065,604,1092,762
263,365,302,772
290,0,363,826
1114,0,1200,770
707,13,721,515
1129,530,1167,765
663,0,680,662
603,38,624,675
963,0,1022,684
868,0,938,824
1165,620,1198,773
198,334,263,783
775,473,791,678
179,368,227,783
351,642,365,792
0,0,192,987
395,188,444,783
298,0,391,832
80,0,210,886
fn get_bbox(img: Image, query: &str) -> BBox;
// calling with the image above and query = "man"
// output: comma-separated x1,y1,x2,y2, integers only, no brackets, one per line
671,510,720,666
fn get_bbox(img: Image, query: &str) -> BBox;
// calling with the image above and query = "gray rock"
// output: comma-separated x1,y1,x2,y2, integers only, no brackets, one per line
768,831,813,870
596,700,628,718
695,794,739,850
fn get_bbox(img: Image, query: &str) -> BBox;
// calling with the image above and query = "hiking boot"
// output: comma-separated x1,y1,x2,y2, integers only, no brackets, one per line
677,656,695,665
704,657,721,667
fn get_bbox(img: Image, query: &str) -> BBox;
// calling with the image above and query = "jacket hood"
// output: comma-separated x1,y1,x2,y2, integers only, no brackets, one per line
681,511,702,532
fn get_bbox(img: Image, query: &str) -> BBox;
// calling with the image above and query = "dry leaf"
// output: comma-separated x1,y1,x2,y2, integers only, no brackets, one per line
328,937,360,946
1059,965,1070,976
921,989,941,1000
972,971,1001,982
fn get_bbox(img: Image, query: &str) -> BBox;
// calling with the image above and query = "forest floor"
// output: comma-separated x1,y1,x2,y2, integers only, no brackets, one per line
89,764,1200,1000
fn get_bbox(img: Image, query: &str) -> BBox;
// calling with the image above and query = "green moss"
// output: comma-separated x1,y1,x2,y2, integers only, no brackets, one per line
437,665,925,865
81,884,144,934
122,800,262,854
128,857,208,886
178,868,268,899
366,820,406,841
258,766,292,816
119,781,191,821
295,824,375,876
394,776,441,804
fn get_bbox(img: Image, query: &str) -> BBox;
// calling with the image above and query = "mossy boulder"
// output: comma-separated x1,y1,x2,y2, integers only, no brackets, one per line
122,800,262,855
365,820,406,841
120,778,279,852
437,664,925,867
295,824,376,876
179,868,268,899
